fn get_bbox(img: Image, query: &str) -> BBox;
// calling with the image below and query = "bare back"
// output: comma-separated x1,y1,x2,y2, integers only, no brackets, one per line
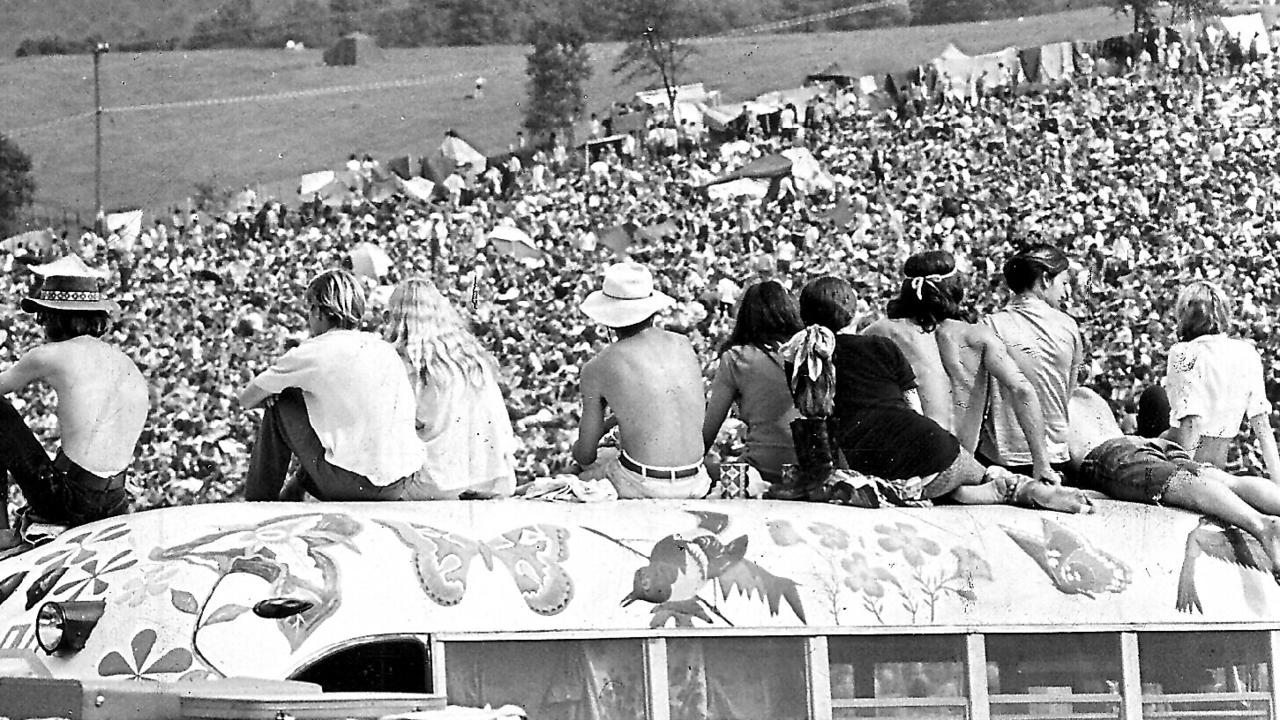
26,337,149,476
586,328,706,466
1067,388,1126,469
935,319,993,452
864,318,954,431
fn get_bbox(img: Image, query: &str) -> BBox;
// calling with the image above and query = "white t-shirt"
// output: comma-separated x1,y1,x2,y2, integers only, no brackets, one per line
251,330,424,485
1165,334,1271,438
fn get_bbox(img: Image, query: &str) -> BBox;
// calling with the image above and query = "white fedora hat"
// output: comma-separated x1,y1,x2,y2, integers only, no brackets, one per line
580,262,674,328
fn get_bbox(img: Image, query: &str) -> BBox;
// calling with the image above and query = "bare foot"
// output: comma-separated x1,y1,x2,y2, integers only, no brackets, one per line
1257,516,1280,585
1017,479,1094,514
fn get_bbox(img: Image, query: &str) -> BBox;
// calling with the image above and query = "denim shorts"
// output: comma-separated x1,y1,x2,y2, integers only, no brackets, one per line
1076,437,1200,504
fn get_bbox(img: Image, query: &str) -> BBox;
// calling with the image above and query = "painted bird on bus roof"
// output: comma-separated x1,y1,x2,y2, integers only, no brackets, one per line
1002,518,1131,598
603,511,806,629
1176,516,1277,614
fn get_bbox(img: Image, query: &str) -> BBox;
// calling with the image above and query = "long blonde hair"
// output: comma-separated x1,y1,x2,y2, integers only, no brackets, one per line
383,277,498,389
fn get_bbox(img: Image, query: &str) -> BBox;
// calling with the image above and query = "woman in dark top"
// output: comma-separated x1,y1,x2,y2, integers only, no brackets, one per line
790,276,1089,511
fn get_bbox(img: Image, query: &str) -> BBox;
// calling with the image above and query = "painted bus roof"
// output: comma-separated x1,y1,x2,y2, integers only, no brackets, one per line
0,498,1274,682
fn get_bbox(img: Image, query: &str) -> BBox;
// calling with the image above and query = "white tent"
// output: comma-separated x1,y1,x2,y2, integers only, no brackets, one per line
441,135,487,173
635,83,717,107
1220,13,1272,56
931,43,1021,99
300,170,336,196
1039,41,1076,81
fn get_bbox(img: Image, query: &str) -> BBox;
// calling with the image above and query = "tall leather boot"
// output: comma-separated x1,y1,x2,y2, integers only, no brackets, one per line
793,417,835,501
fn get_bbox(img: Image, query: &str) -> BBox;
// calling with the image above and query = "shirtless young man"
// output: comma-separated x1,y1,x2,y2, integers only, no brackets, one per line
865,250,1061,484
572,262,711,499
1068,387,1280,572
0,256,149,537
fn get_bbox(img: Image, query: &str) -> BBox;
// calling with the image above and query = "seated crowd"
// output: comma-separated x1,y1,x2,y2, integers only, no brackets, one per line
3,29,1280,561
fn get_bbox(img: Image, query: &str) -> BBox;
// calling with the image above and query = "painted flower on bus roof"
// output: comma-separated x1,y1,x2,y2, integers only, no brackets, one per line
98,628,193,681
841,553,890,597
874,523,941,567
116,563,184,608
809,522,850,550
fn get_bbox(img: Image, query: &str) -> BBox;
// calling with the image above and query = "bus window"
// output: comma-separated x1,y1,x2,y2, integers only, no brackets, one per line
667,637,807,720
827,635,967,719
444,639,646,719
986,633,1122,720
1138,632,1271,720
291,637,430,693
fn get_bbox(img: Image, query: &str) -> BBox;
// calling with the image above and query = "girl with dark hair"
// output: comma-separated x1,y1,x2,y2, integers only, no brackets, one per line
868,251,1063,485
1163,281,1280,482
784,276,1089,511
703,281,804,486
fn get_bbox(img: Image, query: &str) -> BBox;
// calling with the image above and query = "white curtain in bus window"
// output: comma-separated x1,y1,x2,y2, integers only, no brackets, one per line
667,637,807,720
444,639,646,719
985,633,1122,720
1138,632,1271,720
827,635,966,719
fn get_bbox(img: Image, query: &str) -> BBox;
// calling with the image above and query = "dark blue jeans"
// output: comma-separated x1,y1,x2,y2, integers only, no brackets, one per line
244,388,406,502
0,398,129,526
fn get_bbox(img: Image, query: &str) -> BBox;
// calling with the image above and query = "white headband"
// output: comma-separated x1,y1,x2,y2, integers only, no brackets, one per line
908,267,957,300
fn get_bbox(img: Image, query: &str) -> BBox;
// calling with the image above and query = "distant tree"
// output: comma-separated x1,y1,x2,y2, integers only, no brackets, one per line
187,0,260,49
0,135,36,235
524,18,592,143
611,0,698,118
329,0,389,35
440,0,515,46
264,0,337,48
1110,0,1158,33
1168,0,1220,23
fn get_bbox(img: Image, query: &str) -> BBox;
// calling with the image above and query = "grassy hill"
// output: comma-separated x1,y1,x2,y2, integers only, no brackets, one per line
1,5,1133,220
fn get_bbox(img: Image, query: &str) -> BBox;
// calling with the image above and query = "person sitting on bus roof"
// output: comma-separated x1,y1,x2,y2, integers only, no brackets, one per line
0,256,149,543
864,250,1062,485
1068,386,1280,576
570,262,712,499
239,269,424,501
787,275,1089,512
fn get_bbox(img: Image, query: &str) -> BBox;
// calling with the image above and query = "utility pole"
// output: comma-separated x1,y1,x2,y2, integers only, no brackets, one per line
92,42,110,233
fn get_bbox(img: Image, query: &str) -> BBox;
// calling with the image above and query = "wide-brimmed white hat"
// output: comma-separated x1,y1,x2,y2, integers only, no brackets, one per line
580,262,674,328
21,255,119,314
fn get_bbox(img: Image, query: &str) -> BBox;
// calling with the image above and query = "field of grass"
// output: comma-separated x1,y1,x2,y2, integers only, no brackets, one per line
0,5,1134,220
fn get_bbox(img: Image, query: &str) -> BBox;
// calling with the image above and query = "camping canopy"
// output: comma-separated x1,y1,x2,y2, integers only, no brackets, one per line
323,32,384,67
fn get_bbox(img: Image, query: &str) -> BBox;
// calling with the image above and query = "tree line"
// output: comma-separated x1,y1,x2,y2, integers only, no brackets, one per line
16,0,1109,56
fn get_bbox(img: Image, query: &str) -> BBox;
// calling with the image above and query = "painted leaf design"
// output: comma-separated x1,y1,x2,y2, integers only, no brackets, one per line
131,629,158,669
142,647,193,675
205,604,250,626
275,548,341,652
98,651,134,677
171,589,199,615
94,526,131,543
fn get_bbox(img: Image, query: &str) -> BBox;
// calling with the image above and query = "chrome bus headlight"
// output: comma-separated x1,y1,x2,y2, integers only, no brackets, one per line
36,600,105,654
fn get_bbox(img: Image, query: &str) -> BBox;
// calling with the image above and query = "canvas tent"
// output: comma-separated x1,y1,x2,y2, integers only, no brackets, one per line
323,33,383,67
440,133,487,173
1219,13,1272,56
931,43,1021,100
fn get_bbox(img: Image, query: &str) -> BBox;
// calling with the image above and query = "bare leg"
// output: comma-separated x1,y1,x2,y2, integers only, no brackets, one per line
1162,470,1280,576
942,451,1090,513
1204,467,1280,516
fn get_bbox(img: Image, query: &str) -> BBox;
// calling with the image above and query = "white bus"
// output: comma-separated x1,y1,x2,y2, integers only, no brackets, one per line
0,498,1275,720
